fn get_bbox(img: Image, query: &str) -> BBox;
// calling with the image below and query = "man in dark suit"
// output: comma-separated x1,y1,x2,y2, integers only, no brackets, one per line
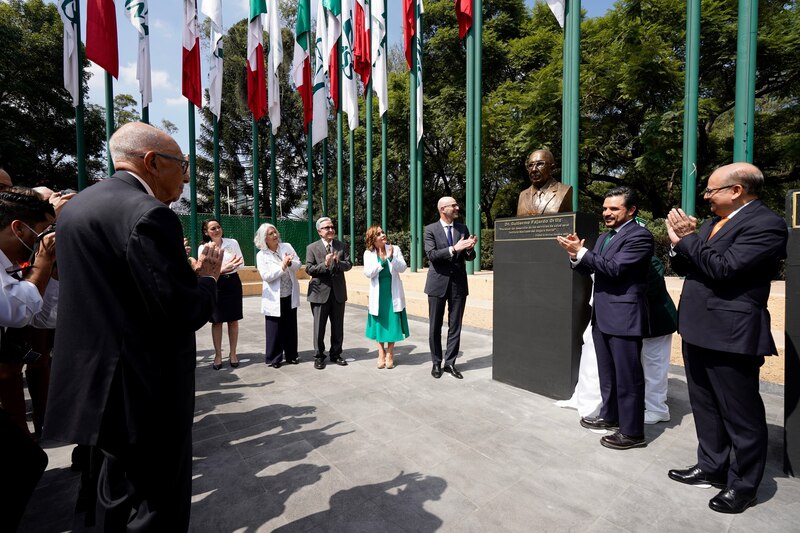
44,122,222,530
666,163,787,514
557,186,654,449
306,217,352,370
424,196,477,379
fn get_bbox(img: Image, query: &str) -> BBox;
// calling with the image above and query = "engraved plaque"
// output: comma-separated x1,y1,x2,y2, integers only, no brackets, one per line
495,213,576,242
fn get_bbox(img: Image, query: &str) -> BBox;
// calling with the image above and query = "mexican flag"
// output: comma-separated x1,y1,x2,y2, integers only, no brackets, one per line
292,0,313,133
201,0,224,118
353,0,371,90
312,0,329,146
455,0,472,40
322,0,342,110
340,0,359,130
247,0,268,120
182,0,202,108
86,0,118,78
371,0,387,115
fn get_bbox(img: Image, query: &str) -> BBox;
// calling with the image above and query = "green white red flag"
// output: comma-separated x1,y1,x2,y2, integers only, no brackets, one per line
183,0,202,107
86,0,118,78
340,0,359,130
371,0,387,115
57,0,80,106
312,0,329,146
201,0,224,118
247,0,268,120
353,0,371,90
292,0,313,133
267,0,283,133
322,0,342,110
455,0,472,39
125,0,152,107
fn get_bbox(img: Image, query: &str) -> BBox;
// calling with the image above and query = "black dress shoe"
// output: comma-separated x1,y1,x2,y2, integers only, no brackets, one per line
287,358,300,365
431,363,442,379
443,364,463,379
668,465,726,489
230,360,240,368
600,432,646,450
331,357,348,366
580,417,619,431
270,361,282,369
212,363,222,370
314,358,326,370
709,488,756,514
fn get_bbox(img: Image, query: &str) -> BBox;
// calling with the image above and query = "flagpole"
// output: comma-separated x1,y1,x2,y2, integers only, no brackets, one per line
252,117,261,235
323,138,329,215
733,0,757,163
681,0,700,216
142,103,149,124
365,0,374,229
465,20,474,275
337,40,345,238
381,0,388,231
409,29,418,273
562,0,580,210
307,22,314,243
270,131,278,224
472,0,483,272
349,129,355,262
213,115,221,219
188,102,199,252
415,3,424,271
104,73,115,176
74,0,86,190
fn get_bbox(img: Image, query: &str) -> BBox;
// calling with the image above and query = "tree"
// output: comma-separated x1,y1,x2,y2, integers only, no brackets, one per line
0,0,105,190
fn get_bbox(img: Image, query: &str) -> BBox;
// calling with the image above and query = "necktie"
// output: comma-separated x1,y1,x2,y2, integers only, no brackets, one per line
600,230,616,253
708,217,729,240
446,226,454,247
326,243,332,254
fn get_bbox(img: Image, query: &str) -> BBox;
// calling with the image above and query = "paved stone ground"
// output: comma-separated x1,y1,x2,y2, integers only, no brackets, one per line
22,296,800,532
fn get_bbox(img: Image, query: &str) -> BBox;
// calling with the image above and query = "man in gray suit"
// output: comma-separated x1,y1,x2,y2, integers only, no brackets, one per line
306,217,352,369
424,196,477,379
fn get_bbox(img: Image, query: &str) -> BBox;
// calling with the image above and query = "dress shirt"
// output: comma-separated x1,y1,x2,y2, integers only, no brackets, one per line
0,248,44,328
198,238,243,273
439,220,455,256
573,219,635,264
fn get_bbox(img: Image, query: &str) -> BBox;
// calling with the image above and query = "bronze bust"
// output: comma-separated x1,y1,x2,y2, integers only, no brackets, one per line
516,149,573,216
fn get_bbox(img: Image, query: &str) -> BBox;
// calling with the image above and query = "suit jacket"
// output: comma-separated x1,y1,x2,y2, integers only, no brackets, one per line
44,172,218,446
646,255,677,338
423,221,476,298
575,221,654,337
671,199,787,356
305,239,352,304
516,180,573,216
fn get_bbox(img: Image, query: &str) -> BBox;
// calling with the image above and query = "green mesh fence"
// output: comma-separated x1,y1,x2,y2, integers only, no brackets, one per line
177,215,311,266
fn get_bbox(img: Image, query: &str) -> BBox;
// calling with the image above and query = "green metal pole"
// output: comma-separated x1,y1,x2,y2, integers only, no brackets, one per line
323,137,329,216
213,116,221,219
188,102,198,252
681,0,700,216
349,129,355,261
563,0,580,210
252,117,261,239
366,0,374,229
472,0,483,272
465,24,474,275
381,0,388,231
105,72,115,176
74,0,86,190
415,8,424,270
307,24,314,243
270,130,277,224
409,28,418,273
142,104,149,124
337,39,344,238
733,0,758,163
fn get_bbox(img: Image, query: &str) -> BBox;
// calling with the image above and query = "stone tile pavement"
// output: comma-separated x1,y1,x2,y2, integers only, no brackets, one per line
21,296,800,532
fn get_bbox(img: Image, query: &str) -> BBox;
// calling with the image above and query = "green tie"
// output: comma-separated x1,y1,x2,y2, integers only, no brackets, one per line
600,230,617,253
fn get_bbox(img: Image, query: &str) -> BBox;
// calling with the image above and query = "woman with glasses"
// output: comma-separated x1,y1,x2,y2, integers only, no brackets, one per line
199,219,244,369
255,223,301,368
363,226,409,369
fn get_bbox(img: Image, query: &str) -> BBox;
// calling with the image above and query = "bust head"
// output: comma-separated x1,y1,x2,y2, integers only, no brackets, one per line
526,149,555,190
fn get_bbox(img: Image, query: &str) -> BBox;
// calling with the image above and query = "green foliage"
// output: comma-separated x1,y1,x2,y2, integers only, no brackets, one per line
0,0,105,189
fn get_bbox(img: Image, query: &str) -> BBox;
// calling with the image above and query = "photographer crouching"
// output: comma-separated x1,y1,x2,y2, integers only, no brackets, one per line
0,187,57,531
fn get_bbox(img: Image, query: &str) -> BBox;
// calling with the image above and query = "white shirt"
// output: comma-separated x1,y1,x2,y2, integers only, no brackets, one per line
198,237,243,272
439,219,455,256
0,248,44,328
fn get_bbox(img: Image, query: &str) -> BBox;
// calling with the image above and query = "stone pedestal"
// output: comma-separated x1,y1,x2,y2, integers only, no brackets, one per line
492,213,598,399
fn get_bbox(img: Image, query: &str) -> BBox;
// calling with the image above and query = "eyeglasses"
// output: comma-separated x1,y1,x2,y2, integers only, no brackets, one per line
319,225,335,231
443,203,459,209
527,161,548,169
702,184,735,196
141,153,189,174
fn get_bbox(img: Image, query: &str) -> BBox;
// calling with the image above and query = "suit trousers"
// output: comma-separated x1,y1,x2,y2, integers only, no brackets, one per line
264,297,298,364
311,297,345,360
683,341,767,494
593,328,645,437
427,279,467,366
94,427,193,532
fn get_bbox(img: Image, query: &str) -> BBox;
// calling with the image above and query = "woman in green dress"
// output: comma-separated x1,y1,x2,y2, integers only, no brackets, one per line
363,226,410,369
